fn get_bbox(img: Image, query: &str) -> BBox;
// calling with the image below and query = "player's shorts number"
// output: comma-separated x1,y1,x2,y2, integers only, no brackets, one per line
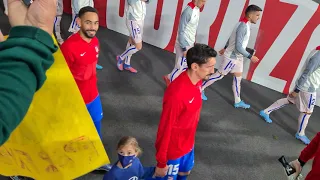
311,98,316,106
134,27,141,35
168,164,179,176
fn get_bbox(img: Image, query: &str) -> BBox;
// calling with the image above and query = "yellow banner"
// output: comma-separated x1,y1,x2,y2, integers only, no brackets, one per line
0,36,110,179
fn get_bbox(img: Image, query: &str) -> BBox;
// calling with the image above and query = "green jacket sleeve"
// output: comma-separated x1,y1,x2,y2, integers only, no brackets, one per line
0,26,58,145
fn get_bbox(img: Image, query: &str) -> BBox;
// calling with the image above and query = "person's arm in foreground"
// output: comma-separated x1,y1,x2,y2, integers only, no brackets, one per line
290,132,320,175
0,0,58,145
154,93,183,177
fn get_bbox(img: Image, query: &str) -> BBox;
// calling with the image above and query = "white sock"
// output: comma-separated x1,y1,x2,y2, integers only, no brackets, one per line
232,76,242,103
264,98,290,114
202,72,224,90
125,42,132,65
297,113,311,136
54,16,63,43
120,45,138,61
68,13,80,33
168,57,187,82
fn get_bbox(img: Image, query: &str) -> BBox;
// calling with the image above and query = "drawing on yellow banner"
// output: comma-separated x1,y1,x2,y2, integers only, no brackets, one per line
0,36,110,180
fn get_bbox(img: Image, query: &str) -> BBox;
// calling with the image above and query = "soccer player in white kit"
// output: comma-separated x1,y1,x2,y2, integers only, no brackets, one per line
69,0,103,70
116,0,152,73
201,5,262,109
260,46,320,145
69,0,93,33
54,0,64,45
163,0,206,86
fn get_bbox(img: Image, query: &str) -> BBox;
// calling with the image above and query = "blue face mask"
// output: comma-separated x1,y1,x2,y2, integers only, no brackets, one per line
118,154,135,167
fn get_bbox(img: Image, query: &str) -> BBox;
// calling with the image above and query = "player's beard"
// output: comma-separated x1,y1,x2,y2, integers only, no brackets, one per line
203,76,209,81
203,73,213,81
82,29,96,39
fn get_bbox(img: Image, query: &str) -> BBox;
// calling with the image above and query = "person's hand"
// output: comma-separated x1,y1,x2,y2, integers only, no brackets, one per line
8,0,57,35
250,55,259,63
289,91,298,98
154,165,168,177
289,159,302,179
219,49,225,55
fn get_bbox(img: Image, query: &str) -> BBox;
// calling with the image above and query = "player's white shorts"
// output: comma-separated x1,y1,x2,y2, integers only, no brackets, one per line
218,56,243,75
68,13,80,33
287,91,316,113
174,42,192,70
126,19,144,43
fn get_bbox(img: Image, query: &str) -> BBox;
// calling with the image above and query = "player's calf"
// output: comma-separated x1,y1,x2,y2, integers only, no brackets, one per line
262,98,290,116
117,41,140,72
201,71,224,100
135,42,143,50
202,71,224,90
232,74,250,109
232,74,242,104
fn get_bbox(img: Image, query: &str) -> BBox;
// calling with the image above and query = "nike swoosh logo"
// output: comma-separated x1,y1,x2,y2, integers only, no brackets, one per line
189,97,194,103
80,52,86,56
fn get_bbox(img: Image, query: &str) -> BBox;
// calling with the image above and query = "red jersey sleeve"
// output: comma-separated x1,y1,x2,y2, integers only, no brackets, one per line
155,93,183,168
60,42,75,68
299,132,320,163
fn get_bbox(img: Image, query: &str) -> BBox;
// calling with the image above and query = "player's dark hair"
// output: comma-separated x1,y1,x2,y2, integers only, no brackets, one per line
78,6,99,18
186,43,217,69
245,5,262,16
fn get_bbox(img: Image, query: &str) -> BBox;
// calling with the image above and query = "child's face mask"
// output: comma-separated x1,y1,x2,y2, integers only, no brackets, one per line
118,154,135,167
